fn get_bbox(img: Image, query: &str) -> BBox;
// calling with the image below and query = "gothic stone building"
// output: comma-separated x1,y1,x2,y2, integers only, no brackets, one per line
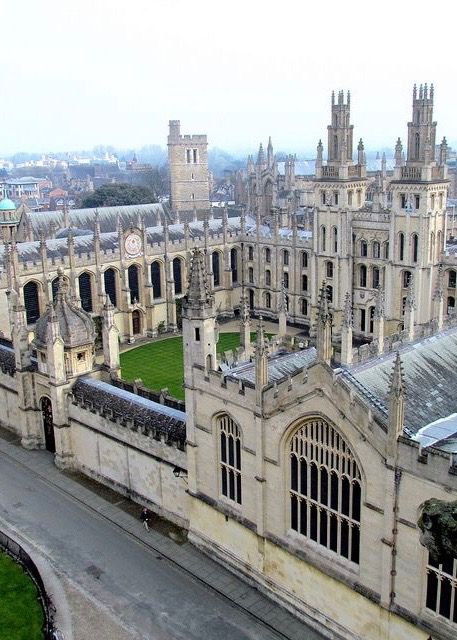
0,86,457,640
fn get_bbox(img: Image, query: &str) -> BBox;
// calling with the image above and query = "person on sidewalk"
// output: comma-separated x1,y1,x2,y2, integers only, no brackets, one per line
140,507,151,531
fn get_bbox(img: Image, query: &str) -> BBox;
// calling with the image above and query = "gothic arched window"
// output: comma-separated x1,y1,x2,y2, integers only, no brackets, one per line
302,274,308,292
173,257,183,295
23,281,40,325
372,241,380,259
301,298,308,315
326,261,334,279
248,267,254,284
383,241,389,260
414,132,420,159
360,240,368,257
231,248,238,283
265,247,271,264
265,292,271,309
218,414,241,505
321,226,326,252
448,270,457,289
448,297,455,314
412,234,419,263
425,553,457,623
283,250,289,266
332,227,338,253
333,135,338,158
399,233,405,261
151,261,162,298
359,265,367,288
212,252,220,287
283,272,289,289
302,252,308,268
128,264,141,303
402,270,412,289
248,245,254,261
326,285,333,303
372,266,380,289
265,269,271,286
78,272,93,312
104,268,117,307
51,277,59,301
289,418,361,563
369,306,375,333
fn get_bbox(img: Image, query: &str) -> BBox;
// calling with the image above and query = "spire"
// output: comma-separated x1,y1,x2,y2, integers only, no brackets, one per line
257,143,266,167
183,248,213,310
316,282,332,365
394,138,403,167
267,136,274,168
387,352,405,460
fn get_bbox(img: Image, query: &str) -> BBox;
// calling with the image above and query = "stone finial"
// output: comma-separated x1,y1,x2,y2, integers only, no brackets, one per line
439,137,448,166
389,351,405,398
316,282,332,365
255,316,268,403
434,264,444,300
405,275,416,310
257,143,265,166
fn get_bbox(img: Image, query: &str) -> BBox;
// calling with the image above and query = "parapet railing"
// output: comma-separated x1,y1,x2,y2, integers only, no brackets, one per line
0,529,60,639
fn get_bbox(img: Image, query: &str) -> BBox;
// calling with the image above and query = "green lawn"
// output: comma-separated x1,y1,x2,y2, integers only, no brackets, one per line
120,332,261,401
0,552,44,640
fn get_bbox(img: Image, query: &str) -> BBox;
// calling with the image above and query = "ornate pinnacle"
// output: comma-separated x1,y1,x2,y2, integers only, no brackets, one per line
374,286,385,319
389,351,405,398
318,281,331,324
343,292,353,328
405,275,416,310
184,248,212,308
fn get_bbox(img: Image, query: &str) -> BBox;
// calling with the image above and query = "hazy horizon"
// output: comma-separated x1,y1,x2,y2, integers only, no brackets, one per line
2,0,455,157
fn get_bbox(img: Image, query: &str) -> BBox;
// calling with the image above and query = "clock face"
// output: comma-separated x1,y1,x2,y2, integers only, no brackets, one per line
124,232,142,257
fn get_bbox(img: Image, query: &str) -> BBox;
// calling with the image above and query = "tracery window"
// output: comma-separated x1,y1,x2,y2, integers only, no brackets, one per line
128,264,140,303
230,248,238,284
104,268,117,307
79,272,93,312
24,281,40,325
426,553,457,623
212,252,220,287
218,414,242,505
289,418,361,564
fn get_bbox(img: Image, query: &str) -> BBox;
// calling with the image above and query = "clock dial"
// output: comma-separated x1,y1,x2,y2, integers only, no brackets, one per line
124,233,142,257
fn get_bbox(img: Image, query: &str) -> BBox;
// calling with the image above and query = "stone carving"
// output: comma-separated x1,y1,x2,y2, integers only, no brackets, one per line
418,498,457,562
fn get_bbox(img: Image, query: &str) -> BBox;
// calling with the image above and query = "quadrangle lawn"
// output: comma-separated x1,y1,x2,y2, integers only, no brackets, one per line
120,332,261,401
0,552,44,640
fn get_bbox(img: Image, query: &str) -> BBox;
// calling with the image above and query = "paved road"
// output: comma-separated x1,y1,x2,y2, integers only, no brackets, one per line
0,438,324,640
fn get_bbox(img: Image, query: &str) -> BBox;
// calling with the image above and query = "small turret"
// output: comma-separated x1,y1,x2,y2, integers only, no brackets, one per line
394,138,403,167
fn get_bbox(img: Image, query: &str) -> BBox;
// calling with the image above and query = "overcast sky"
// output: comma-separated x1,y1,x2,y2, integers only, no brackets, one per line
1,0,455,156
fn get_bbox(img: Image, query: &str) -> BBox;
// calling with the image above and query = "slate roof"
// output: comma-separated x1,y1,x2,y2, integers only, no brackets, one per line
226,347,317,385
22,202,170,239
71,377,186,446
347,326,457,435
0,218,243,269
244,215,312,241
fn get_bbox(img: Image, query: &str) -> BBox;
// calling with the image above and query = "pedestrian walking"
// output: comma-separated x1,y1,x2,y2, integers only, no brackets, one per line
140,507,151,531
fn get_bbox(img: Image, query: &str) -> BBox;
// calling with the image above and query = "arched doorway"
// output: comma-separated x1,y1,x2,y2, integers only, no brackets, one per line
41,397,55,453
132,309,141,335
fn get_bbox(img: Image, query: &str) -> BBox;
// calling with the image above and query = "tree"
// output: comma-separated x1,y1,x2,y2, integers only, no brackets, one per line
81,183,157,208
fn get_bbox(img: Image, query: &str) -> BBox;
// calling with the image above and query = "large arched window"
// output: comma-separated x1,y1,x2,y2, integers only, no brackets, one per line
173,257,183,295
218,414,241,505
230,248,238,284
23,281,40,324
151,261,162,298
212,252,220,287
128,264,140,303
426,553,457,623
78,272,93,312
289,418,361,564
104,268,117,307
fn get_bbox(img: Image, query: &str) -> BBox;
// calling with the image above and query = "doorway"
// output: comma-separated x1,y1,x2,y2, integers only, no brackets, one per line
41,397,55,453
132,309,141,335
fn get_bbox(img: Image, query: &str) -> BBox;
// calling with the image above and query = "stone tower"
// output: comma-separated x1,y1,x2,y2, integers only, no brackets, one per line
387,83,449,328
167,120,210,217
311,90,367,337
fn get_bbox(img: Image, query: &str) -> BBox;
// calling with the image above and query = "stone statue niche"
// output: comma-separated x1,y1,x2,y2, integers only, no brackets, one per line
417,498,457,563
